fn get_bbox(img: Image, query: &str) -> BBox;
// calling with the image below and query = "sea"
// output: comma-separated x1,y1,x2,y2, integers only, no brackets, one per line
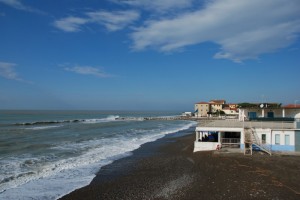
0,110,196,200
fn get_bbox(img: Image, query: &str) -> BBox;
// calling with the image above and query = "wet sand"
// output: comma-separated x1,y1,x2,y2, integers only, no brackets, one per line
60,131,300,200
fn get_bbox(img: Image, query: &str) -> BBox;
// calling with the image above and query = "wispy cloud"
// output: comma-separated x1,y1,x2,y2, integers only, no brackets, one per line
53,17,89,32
130,0,300,62
53,10,139,32
0,61,22,81
0,0,45,14
64,65,112,78
110,0,194,12
87,10,140,31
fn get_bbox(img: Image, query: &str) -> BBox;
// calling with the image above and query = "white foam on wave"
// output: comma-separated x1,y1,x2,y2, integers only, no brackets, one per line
24,125,63,130
0,120,196,200
82,115,119,124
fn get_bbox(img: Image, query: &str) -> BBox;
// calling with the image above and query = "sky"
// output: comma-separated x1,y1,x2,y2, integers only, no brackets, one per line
0,0,300,111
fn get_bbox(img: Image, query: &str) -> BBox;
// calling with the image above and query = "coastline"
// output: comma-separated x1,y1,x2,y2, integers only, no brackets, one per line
60,128,300,200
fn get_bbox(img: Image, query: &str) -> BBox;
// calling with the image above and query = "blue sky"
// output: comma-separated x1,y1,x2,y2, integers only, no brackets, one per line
0,0,300,111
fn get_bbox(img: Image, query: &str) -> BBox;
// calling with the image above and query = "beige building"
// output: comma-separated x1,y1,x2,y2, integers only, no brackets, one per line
228,103,238,109
195,100,227,117
209,100,226,113
195,102,210,117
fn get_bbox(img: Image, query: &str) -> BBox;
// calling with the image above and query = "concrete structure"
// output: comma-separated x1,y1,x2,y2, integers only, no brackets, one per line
194,120,300,154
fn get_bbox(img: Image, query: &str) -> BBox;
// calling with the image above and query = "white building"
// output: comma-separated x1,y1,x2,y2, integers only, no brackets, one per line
239,104,300,121
194,120,300,154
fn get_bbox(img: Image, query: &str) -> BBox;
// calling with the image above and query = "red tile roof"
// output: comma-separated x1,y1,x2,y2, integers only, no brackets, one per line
283,104,300,109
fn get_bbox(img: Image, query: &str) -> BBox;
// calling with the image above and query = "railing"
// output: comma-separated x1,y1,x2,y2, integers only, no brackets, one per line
222,138,240,144
221,138,241,148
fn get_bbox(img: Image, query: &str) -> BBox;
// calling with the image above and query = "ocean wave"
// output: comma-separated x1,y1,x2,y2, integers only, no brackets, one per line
82,115,119,124
15,120,81,126
15,115,120,126
24,125,62,130
0,120,196,199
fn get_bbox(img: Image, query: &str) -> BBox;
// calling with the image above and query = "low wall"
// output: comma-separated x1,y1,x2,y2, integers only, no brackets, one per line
271,145,295,152
240,144,295,152
194,141,219,152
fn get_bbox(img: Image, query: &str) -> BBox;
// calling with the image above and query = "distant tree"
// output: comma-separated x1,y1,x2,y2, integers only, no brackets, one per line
238,103,258,108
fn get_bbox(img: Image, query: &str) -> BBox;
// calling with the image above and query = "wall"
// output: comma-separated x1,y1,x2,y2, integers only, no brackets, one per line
211,104,222,112
195,103,210,117
253,128,272,144
271,130,295,151
194,141,219,152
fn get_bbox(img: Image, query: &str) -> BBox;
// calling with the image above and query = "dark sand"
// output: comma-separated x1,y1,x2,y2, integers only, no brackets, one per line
60,130,300,200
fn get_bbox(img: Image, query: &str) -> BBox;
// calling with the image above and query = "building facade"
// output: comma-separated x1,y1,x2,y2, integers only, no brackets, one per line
194,99,227,117
239,104,300,121
194,121,300,153
195,102,210,117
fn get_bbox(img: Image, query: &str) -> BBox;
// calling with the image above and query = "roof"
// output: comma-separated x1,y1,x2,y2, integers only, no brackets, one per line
283,104,300,109
210,103,224,105
195,102,210,104
223,107,238,111
210,100,226,104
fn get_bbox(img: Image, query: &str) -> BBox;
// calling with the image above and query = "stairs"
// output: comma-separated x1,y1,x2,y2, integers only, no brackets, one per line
244,128,253,155
244,128,272,156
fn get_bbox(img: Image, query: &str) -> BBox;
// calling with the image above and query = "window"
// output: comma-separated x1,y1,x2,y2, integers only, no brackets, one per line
267,112,274,118
285,135,290,145
262,134,266,144
275,134,280,145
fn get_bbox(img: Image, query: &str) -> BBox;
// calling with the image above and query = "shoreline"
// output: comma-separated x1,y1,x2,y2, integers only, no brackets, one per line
60,128,300,200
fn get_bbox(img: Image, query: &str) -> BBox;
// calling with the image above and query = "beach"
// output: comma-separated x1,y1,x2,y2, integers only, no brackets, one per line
60,131,300,200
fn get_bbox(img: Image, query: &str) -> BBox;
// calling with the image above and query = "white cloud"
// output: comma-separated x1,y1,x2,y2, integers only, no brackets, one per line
110,0,194,12
0,0,45,14
53,10,139,32
0,62,22,81
131,0,300,62
0,0,27,10
53,17,89,32
87,10,140,31
64,66,112,78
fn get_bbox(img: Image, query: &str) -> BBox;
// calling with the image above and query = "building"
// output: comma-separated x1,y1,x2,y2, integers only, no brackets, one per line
181,112,193,117
209,100,226,113
210,100,226,105
194,99,227,117
194,102,210,117
194,120,300,154
222,106,238,116
194,103,300,154
239,104,300,121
